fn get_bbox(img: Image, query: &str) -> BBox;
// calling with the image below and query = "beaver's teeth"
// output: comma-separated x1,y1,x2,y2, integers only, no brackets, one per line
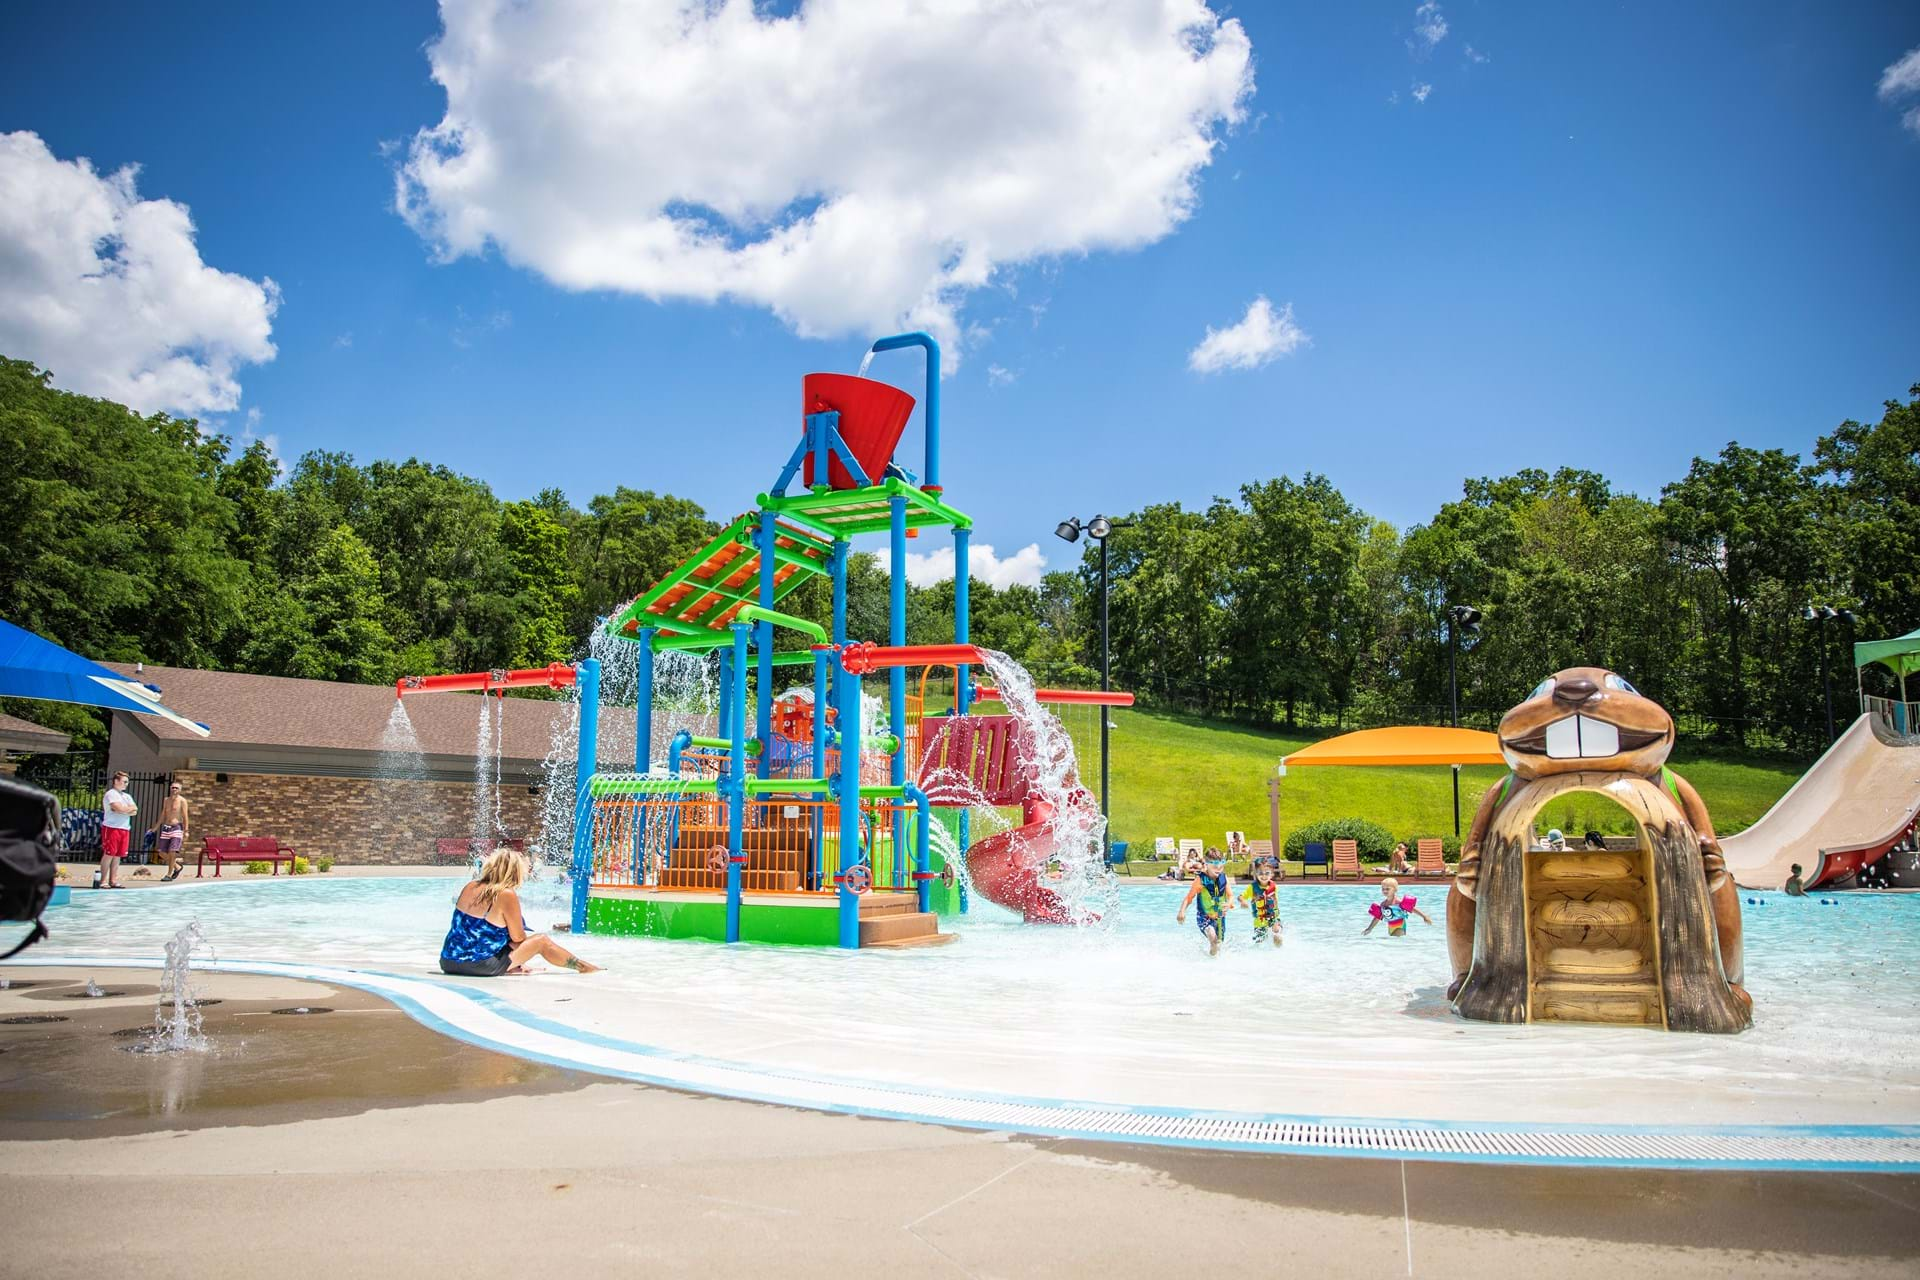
1578,716,1619,757
1545,716,1580,758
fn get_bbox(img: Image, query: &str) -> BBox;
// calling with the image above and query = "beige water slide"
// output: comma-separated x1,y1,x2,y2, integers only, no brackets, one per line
1720,712,1920,890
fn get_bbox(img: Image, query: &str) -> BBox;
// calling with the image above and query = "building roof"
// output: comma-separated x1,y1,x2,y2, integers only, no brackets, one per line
0,711,71,755
104,663,578,774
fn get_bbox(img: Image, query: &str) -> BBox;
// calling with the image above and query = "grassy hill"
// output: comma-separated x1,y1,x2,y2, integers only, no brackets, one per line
1047,704,1808,853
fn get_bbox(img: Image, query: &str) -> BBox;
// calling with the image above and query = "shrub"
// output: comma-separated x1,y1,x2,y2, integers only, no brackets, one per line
289,856,310,875
243,860,270,875
316,856,334,873
1283,818,1395,860
1401,833,1462,860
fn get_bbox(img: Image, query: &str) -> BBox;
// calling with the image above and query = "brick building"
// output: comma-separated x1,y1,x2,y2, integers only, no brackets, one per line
103,664,578,865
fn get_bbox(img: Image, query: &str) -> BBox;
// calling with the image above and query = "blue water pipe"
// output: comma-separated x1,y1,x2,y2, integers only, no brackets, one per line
569,657,601,934
834,654,863,949
666,728,692,777
866,332,941,491
755,512,777,780
725,624,749,943
953,525,972,914
903,782,932,913
888,493,909,884
810,647,831,890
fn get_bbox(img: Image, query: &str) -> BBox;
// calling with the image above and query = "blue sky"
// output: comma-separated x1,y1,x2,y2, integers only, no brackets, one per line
3,2,1917,587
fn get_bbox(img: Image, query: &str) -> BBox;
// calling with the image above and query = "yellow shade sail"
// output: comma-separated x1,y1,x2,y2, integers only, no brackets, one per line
1280,725,1504,769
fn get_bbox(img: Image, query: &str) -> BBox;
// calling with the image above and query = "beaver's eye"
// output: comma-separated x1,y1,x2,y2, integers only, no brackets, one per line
1530,677,1555,700
1604,673,1640,695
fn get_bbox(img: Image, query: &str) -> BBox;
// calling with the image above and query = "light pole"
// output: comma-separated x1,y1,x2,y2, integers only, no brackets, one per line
1803,605,1857,744
1057,514,1124,853
1445,603,1483,836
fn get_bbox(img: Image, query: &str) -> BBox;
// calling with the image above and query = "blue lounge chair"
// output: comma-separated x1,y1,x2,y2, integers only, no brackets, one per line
1301,841,1331,877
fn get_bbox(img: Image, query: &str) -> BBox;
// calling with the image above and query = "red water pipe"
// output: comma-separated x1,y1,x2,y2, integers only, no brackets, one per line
395,662,577,699
972,686,1135,707
838,642,986,676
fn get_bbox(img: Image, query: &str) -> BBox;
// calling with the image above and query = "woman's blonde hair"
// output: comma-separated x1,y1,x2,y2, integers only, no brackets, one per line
472,847,529,911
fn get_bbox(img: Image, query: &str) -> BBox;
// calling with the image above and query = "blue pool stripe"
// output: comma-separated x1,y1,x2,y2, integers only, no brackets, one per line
10,955,1920,1172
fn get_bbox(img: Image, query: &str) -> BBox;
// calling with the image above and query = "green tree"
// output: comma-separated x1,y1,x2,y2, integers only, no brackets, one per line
243,523,393,683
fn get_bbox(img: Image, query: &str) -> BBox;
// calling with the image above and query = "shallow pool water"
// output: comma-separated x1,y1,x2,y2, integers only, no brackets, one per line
19,877,1920,1129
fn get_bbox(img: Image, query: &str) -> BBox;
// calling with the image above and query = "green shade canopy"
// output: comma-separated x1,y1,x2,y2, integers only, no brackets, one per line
1855,628,1920,679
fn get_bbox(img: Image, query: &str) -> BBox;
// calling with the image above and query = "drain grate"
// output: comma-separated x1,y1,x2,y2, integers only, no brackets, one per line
1,1014,69,1025
62,990,126,999
270,1006,333,1015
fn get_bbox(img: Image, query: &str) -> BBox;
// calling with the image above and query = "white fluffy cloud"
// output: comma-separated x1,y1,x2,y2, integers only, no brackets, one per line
1879,46,1920,135
1187,296,1308,373
0,131,278,416
874,541,1046,590
396,0,1254,356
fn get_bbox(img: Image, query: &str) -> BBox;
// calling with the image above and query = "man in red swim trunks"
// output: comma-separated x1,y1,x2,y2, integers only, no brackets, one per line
99,770,136,889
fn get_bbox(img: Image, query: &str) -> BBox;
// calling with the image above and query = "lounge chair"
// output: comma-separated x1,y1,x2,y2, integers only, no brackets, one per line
1415,838,1449,877
1331,838,1361,879
1300,841,1331,877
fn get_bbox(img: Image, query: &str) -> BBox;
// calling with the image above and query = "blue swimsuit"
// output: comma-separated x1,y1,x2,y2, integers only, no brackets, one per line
440,905,520,976
1193,870,1228,935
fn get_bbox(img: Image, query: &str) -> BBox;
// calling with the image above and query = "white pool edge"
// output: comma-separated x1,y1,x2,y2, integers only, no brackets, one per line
9,955,1920,1173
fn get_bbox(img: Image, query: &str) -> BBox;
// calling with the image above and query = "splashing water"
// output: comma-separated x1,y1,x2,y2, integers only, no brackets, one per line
470,694,507,844
978,650,1117,926
83,978,104,998
857,348,877,378
144,923,210,1053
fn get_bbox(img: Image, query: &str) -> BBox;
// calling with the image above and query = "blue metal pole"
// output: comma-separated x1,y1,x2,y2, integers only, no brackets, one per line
755,512,777,779
830,539,849,646
717,648,734,743
867,332,941,491
811,647,830,891
634,628,656,772
888,494,909,887
835,656,863,949
904,783,932,914
667,728,691,777
726,624,749,943
569,658,601,934
953,525,972,913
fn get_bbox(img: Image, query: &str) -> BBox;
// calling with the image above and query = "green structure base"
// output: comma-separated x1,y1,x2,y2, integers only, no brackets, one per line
586,890,842,947
928,811,964,916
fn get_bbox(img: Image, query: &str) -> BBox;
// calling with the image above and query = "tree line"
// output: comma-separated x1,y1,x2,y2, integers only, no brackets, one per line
2,355,1913,756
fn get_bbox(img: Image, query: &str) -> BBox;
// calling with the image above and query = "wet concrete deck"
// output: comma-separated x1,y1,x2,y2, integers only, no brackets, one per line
2,966,1916,1278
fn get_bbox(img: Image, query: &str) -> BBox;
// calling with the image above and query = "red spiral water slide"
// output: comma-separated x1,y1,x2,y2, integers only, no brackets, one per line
915,714,1101,924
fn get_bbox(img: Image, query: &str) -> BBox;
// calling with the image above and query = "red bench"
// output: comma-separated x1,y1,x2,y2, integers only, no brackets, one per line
198,836,297,877
435,837,525,865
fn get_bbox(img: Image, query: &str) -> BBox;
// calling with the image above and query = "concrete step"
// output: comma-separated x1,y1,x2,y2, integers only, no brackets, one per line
858,911,942,946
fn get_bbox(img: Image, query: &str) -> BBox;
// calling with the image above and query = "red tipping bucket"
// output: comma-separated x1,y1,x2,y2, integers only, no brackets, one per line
802,373,916,490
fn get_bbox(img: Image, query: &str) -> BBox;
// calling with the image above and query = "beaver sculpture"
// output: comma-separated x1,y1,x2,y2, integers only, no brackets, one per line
1446,667,1751,1033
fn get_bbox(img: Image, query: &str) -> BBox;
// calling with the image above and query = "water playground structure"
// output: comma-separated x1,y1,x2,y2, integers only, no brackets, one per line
398,333,1132,949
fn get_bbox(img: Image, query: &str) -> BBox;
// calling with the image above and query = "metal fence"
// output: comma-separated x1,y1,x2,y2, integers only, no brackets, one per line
11,751,172,861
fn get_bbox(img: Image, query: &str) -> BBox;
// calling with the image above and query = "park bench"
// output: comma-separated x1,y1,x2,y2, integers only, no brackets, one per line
435,837,525,865
198,835,297,877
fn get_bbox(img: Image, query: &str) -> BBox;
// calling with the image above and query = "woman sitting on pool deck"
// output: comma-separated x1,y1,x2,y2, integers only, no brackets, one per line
441,848,602,976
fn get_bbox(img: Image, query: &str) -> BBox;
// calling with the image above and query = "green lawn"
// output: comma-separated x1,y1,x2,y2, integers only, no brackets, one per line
1065,706,1808,854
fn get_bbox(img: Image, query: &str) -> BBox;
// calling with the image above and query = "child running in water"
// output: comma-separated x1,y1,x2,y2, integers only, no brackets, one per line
1362,877,1432,937
1241,856,1283,947
1175,847,1235,954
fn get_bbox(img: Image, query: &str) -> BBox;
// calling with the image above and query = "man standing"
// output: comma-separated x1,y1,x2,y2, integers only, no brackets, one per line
100,770,135,889
152,781,189,882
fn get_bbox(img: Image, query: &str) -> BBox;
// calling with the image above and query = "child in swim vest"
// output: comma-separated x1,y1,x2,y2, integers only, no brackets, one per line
1241,856,1283,947
1176,847,1235,955
1362,877,1432,938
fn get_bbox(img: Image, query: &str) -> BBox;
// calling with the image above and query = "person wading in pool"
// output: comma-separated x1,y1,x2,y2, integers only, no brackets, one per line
440,848,602,976
1175,847,1235,955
